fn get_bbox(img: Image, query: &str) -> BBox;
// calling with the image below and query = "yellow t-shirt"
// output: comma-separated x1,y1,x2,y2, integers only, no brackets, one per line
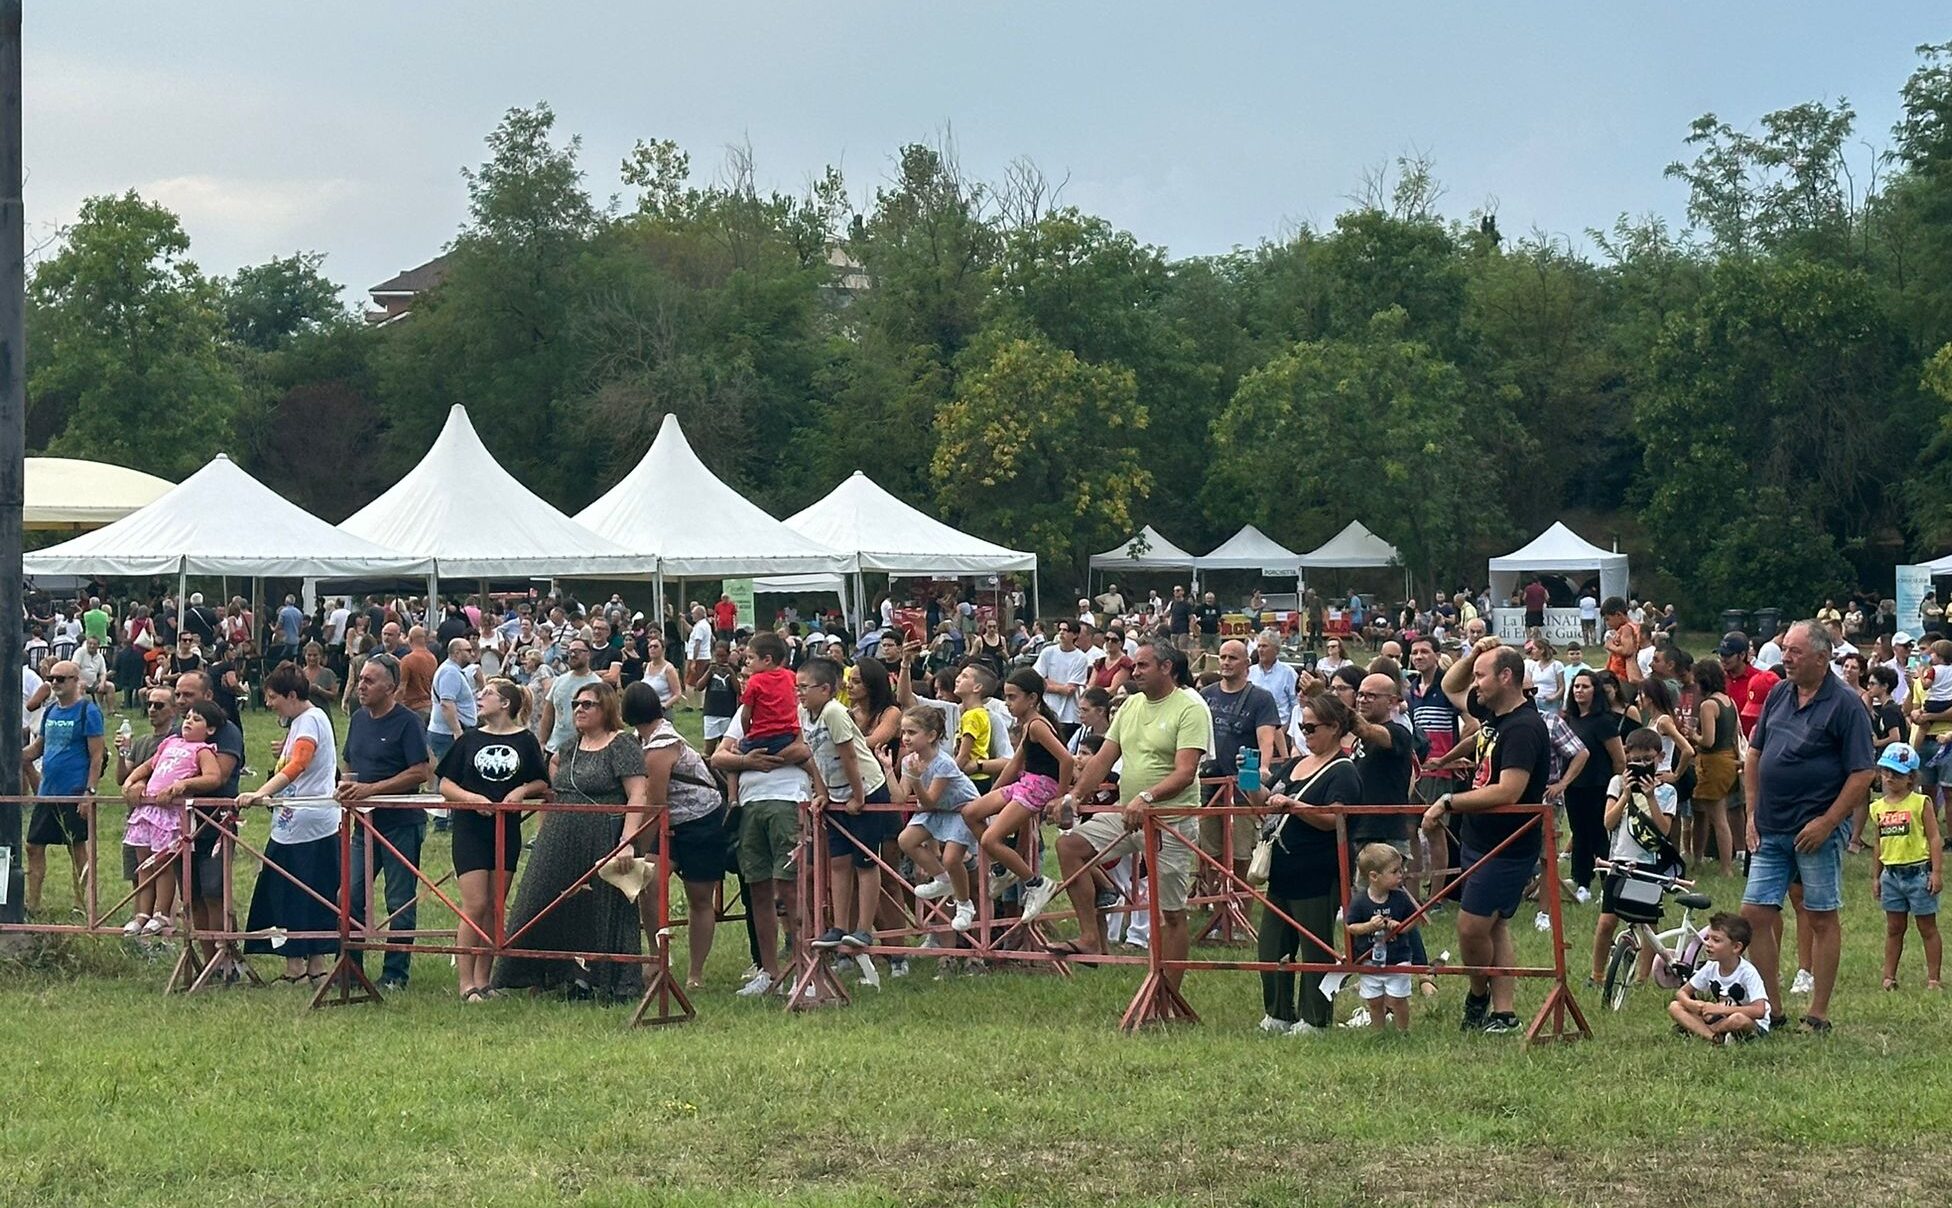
1106,688,1213,809
1875,791,1932,867
959,705,993,787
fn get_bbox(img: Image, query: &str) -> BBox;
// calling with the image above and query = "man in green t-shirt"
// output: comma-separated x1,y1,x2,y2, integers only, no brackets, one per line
81,598,112,644
1045,640,1212,972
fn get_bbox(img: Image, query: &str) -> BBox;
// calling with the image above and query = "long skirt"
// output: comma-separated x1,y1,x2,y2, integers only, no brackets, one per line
243,835,342,958
492,809,644,1001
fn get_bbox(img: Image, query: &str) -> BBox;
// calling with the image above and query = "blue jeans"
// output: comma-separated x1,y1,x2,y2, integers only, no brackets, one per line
352,812,426,985
1743,819,1850,913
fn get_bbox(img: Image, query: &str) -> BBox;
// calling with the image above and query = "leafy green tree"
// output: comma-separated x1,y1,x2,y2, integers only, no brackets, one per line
29,191,242,477
931,335,1147,579
221,251,346,351
1208,307,1505,592
1636,258,1912,599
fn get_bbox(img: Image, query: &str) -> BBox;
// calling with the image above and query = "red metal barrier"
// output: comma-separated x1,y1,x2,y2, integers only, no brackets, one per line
0,792,695,1028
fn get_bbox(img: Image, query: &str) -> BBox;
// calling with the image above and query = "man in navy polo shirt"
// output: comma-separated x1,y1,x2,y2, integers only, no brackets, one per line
1742,619,1874,1033
339,653,432,990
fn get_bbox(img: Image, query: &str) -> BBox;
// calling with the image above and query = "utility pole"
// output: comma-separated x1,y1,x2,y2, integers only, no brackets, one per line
0,0,25,921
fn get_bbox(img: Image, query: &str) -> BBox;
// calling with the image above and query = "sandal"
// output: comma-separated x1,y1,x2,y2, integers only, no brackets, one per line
462,988,488,1003
1929,980,1944,992
1797,1015,1833,1035
1883,977,1899,991
271,973,306,987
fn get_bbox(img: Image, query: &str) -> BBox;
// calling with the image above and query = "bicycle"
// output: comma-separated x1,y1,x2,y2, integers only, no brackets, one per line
1594,859,1714,1012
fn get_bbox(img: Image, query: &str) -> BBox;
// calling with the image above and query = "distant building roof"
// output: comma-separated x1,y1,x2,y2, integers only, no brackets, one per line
370,254,452,298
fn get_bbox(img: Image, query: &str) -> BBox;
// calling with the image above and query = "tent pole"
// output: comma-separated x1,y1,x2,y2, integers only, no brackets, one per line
1032,567,1041,624
427,567,440,631
176,565,186,631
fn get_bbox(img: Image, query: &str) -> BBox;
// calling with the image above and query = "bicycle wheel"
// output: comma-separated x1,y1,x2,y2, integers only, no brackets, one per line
1603,932,1640,1011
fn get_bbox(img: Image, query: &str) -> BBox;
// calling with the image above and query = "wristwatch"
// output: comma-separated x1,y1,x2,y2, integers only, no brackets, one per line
1435,793,1453,814
1137,790,1156,805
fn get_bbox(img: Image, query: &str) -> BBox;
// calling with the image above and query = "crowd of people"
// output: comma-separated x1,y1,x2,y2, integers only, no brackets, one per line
11,575,1941,1041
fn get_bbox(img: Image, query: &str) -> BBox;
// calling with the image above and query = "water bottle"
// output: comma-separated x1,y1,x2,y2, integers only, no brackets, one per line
1238,748,1261,794
115,718,133,757
1370,912,1389,966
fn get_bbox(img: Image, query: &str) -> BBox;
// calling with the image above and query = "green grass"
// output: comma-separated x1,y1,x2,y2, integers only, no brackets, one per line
4,703,1950,1204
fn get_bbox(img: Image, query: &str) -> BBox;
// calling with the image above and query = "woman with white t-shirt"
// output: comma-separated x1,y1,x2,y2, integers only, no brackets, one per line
1314,637,1350,678
1524,637,1567,715
240,662,342,987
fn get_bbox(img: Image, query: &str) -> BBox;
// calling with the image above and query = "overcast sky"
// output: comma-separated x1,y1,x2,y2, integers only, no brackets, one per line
27,3,1943,306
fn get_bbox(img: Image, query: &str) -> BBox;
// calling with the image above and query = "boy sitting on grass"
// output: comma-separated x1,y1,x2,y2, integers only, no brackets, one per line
1668,912,1772,1043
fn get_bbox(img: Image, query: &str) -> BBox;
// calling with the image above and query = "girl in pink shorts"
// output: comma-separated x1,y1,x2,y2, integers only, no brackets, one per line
119,700,226,937
961,668,1075,916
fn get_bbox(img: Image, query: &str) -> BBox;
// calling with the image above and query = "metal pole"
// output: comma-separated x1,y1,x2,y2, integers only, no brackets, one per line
0,0,20,922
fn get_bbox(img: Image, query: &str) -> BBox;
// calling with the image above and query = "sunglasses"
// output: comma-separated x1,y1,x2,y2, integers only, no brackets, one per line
571,699,600,711
145,701,171,710
48,674,75,683
1298,721,1333,735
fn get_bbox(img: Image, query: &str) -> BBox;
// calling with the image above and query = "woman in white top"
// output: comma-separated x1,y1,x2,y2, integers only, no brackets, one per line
624,682,731,989
640,633,684,709
1525,636,1567,715
1314,637,1350,678
240,662,342,987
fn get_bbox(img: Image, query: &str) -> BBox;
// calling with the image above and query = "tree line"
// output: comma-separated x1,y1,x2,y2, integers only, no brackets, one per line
25,43,1952,612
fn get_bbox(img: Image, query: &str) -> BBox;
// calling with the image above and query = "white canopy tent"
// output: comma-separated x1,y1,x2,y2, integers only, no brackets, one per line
24,454,431,626
1198,524,1302,575
341,405,647,607
783,470,1039,625
1488,521,1628,603
25,457,174,530
1091,525,1200,571
577,413,855,617
1297,520,1409,596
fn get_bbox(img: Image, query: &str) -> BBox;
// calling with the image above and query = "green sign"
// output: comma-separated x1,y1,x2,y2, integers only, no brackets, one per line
726,579,755,629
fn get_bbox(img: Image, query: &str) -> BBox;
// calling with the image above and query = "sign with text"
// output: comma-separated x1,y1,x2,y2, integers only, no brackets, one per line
1492,607,1587,645
725,579,755,630
1896,564,1934,636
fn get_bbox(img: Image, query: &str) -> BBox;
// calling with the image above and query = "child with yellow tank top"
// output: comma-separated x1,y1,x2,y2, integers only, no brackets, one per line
1870,743,1943,991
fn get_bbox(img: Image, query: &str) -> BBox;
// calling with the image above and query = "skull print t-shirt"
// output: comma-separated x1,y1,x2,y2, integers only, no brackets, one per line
437,727,548,805
1684,955,1772,1032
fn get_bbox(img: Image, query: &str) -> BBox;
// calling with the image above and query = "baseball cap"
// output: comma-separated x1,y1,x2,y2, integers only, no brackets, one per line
1895,631,1915,646
1879,742,1921,775
1716,632,1749,657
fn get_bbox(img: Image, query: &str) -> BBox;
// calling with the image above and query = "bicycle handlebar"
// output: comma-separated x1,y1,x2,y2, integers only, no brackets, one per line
1593,859,1694,890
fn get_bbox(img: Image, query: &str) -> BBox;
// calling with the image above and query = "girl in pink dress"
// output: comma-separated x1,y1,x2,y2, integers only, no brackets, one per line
119,700,225,937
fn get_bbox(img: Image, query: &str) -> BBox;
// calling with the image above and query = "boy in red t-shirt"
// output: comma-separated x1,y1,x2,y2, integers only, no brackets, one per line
739,631,801,755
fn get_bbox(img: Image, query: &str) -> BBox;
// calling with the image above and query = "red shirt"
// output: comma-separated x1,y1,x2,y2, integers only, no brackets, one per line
714,600,738,632
1728,664,1780,738
741,666,799,740
1522,582,1548,612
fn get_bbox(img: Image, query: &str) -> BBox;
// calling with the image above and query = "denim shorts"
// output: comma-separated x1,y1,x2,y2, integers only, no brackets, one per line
1457,848,1532,920
1880,862,1940,916
1743,820,1849,913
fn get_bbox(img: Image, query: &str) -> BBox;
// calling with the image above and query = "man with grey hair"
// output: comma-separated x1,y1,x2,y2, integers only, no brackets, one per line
1247,629,1299,755
340,650,433,990
1741,618,1873,1033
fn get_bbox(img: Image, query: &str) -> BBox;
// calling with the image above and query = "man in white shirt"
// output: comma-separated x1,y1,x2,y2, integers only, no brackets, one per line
1246,629,1299,743
75,636,114,708
326,598,351,673
1578,593,1599,645
1754,634,1785,672
684,604,714,708
1033,619,1092,733
710,707,814,998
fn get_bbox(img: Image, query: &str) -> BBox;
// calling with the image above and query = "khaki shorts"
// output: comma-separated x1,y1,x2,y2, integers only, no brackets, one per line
1197,812,1257,864
1073,811,1199,913
737,798,800,884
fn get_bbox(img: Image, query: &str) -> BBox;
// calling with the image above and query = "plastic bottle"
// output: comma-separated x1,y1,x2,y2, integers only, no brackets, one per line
1370,912,1389,966
1238,748,1261,794
115,718,133,756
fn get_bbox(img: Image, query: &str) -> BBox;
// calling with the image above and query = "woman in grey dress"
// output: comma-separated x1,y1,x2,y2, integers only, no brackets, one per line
493,680,650,1000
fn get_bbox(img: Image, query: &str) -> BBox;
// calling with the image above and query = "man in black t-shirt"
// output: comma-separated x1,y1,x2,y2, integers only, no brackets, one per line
1350,673,1414,855
1195,592,1225,651
1423,638,1551,1034
339,653,432,989
1167,586,1193,645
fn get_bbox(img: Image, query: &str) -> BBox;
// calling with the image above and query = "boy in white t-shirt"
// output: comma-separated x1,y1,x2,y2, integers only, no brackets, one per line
1669,912,1772,1041
1588,728,1679,984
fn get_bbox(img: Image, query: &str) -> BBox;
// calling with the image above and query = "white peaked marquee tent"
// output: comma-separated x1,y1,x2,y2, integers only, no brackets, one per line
1488,521,1629,603
1089,525,1204,595
1198,524,1303,576
577,413,855,614
771,470,1039,622
25,457,173,530
24,454,430,624
1298,520,1409,594
341,405,645,603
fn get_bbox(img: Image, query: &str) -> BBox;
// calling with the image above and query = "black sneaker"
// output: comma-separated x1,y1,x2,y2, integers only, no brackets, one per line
1460,992,1490,1032
1481,1011,1522,1035
810,927,846,949
1798,1015,1833,1035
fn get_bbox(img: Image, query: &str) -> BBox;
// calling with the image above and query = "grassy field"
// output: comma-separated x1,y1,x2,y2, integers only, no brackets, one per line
3,702,1950,1205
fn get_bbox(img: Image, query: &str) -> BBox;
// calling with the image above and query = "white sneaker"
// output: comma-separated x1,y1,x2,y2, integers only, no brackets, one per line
1257,1014,1290,1034
950,900,977,932
1534,911,1552,932
1340,1007,1371,1029
735,971,775,998
1020,877,1059,922
122,915,147,937
1574,887,1592,905
739,963,761,981
914,873,954,901
1285,1019,1323,1036
988,869,1019,899
853,954,880,989
1791,968,1815,996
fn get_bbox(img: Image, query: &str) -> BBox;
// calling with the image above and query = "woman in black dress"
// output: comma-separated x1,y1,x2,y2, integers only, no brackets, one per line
1561,670,1627,902
439,678,549,1002
492,680,649,1001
